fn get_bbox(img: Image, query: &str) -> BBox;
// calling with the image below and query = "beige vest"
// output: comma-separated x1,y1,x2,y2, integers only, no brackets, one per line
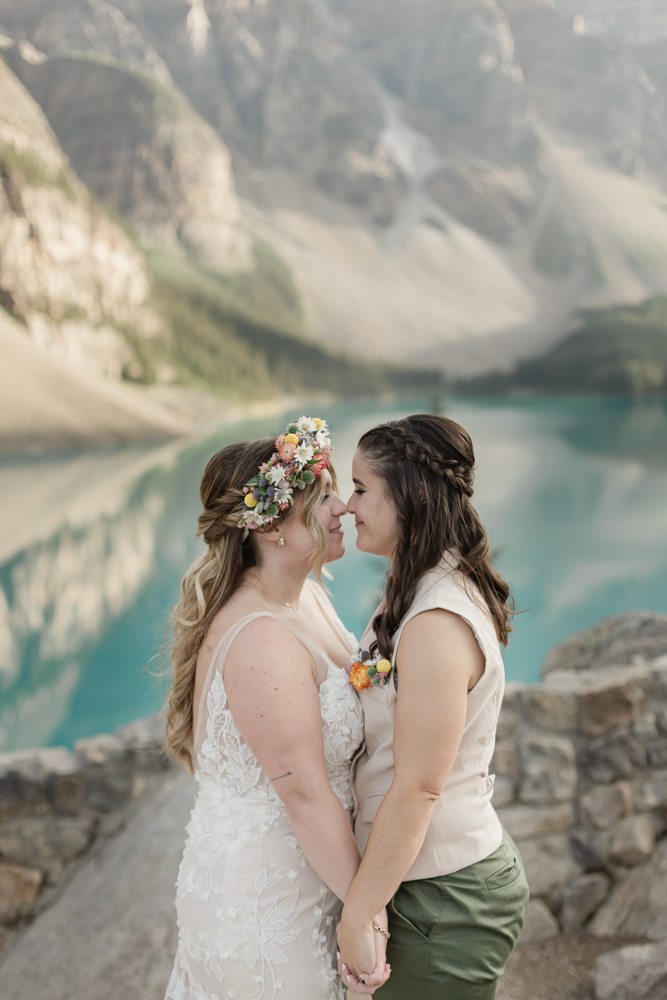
352,552,504,880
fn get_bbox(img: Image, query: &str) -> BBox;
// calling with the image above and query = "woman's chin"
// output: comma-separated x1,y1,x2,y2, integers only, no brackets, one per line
326,539,345,563
356,536,383,556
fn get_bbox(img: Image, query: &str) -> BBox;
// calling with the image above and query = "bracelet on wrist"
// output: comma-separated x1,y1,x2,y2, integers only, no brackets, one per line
372,923,390,940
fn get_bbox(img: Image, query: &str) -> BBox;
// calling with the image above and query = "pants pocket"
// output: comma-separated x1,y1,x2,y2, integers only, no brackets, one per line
389,890,433,943
485,857,521,891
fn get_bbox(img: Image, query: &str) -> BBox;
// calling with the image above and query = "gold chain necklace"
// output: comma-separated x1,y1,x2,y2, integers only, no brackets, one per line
259,588,300,613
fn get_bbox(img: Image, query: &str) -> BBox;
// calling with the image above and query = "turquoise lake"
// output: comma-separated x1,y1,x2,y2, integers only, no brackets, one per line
1,396,666,752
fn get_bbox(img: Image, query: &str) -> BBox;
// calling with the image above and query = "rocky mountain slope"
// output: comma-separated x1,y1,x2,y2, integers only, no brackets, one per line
0,52,200,448
7,50,252,272
2,0,667,378
0,54,155,378
0,30,417,453
0,309,190,454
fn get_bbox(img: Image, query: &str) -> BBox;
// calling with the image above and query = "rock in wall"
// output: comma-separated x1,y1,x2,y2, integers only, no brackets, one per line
0,715,172,936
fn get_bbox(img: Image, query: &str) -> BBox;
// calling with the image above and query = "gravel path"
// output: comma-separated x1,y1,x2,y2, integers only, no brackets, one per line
0,769,195,1000
498,932,643,1000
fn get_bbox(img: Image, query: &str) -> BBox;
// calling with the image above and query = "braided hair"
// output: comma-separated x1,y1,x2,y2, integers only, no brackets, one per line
165,438,335,770
358,414,513,659
165,439,274,769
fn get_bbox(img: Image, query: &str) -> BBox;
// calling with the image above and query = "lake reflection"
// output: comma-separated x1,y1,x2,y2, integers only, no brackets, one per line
0,398,666,750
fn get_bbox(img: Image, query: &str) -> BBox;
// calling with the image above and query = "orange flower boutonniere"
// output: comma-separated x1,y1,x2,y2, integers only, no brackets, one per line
346,649,393,691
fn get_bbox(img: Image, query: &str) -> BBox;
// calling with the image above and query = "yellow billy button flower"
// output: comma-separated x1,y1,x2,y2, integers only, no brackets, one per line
244,495,258,507
313,418,324,428
284,433,299,445
376,659,392,674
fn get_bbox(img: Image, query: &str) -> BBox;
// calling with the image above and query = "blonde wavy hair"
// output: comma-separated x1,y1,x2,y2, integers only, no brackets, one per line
165,437,337,771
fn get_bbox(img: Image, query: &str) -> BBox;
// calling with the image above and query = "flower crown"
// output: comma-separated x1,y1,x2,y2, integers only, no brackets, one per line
238,416,333,529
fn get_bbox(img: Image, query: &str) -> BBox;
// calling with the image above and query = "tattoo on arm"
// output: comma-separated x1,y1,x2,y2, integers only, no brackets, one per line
270,771,293,781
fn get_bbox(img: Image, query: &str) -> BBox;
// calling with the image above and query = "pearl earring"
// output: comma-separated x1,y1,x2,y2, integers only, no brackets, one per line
278,537,285,546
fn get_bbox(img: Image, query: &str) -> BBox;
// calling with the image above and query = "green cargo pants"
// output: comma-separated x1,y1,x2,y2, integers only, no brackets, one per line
374,830,529,1000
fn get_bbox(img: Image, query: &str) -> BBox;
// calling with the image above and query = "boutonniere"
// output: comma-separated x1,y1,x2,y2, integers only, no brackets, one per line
346,649,393,691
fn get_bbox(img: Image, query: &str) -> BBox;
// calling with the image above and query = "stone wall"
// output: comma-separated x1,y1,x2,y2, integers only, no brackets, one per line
1,610,666,997
492,611,667,960
0,715,171,938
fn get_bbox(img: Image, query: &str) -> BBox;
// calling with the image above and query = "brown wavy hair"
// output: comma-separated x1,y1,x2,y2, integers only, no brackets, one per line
358,414,513,659
165,437,336,770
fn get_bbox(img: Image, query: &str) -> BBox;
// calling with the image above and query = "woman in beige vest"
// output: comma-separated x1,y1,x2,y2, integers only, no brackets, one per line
337,414,529,1000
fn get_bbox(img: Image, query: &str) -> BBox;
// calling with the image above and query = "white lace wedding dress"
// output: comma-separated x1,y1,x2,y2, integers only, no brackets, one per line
165,593,364,1000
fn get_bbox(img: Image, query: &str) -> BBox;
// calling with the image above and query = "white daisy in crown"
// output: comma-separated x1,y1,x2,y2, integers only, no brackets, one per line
294,443,314,463
267,464,286,485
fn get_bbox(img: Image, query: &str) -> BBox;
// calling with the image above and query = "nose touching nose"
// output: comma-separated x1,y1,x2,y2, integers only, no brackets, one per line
332,494,349,516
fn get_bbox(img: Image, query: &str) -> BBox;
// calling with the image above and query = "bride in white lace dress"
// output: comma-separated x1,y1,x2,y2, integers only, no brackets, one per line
163,419,389,1000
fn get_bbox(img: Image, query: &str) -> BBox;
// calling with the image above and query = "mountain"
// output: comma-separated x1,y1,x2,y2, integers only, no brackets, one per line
0,51,202,449
0,47,420,454
460,296,667,395
2,0,667,380
0,308,193,454
7,50,252,272
0,51,156,378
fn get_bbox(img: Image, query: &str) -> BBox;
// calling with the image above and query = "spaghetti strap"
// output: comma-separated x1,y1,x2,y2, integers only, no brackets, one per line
192,611,325,755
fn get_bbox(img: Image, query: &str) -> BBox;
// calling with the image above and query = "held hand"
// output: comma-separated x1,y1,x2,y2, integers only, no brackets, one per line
337,910,391,994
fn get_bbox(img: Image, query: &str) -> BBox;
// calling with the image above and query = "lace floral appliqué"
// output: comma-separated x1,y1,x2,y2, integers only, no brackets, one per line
165,660,363,1000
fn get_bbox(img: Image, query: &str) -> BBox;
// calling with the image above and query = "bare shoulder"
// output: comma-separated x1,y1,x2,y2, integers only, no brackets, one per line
398,609,484,686
401,608,476,644
225,615,316,682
